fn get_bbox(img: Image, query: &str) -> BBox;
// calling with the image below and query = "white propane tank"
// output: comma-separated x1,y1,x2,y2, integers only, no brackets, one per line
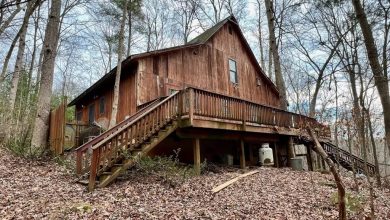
259,144,274,166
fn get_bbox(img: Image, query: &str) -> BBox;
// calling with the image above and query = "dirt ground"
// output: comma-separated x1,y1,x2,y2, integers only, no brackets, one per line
1,147,389,219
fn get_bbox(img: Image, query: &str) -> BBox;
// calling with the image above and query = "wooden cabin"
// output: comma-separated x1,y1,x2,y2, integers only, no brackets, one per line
69,16,281,125
66,16,375,191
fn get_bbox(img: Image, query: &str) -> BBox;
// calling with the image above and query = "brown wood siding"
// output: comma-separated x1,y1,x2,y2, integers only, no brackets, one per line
76,66,137,125
137,22,280,107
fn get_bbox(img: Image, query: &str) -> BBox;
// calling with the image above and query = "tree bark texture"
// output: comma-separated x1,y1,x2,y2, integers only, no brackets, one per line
264,0,287,110
109,0,128,128
308,128,346,220
31,0,62,150
352,0,390,153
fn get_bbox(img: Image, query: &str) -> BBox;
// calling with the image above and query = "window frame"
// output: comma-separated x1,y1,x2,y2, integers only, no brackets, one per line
99,96,105,115
228,58,238,84
88,103,95,124
76,111,82,122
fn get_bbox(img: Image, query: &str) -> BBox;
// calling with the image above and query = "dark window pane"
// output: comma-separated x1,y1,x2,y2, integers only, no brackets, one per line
76,111,82,121
88,104,95,124
99,97,105,114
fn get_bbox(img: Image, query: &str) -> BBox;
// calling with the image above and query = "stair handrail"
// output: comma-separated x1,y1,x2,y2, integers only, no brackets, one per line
324,142,376,174
75,97,163,175
91,90,180,150
75,98,162,152
88,90,181,190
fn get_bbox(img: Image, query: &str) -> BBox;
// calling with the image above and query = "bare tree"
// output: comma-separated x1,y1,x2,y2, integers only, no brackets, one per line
264,0,287,110
0,0,22,36
109,0,128,128
31,0,62,151
255,0,266,71
9,0,41,112
172,0,199,44
352,0,390,153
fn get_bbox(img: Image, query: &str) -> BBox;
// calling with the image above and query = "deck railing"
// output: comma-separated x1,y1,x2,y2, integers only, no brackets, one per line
188,87,330,137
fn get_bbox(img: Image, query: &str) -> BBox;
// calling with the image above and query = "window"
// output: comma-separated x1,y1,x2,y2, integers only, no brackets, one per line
76,111,82,121
99,97,105,114
88,104,95,124
229,59,238,84
228,25,233,35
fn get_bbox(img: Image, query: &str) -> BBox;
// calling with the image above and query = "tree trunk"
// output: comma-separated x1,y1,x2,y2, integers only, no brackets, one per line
308,128,346,220
264,0,287,110
352,0,390,154
31,0,62,151
0,1,22,37
27,5,40,94
9,0,39,112
127,3,132,57
109,0,128,128
256,0,266,70
346,123,359,191
365,108,381,186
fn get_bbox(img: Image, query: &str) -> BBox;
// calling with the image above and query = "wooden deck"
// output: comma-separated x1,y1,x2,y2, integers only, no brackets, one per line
179,87,330,139
74,87,375,191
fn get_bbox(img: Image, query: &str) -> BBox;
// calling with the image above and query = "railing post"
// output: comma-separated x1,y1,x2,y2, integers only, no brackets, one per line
178,91,183,125
88,149,100,192
272,110,276,125
189,88,194,125
242,101,246,131
76,151,82,175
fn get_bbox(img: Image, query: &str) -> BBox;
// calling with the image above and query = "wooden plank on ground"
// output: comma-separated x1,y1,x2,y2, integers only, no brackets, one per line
211,170,259,193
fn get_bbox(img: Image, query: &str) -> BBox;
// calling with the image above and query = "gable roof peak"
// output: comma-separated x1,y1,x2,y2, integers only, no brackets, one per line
187,15,238,45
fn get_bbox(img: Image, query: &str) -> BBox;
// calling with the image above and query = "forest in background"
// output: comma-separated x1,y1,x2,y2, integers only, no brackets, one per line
0,0,390,181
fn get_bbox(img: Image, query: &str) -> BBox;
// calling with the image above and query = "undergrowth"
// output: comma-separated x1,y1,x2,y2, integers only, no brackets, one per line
53,154,76,172
135,148,207,187
4,137,45,159
331,192,365,214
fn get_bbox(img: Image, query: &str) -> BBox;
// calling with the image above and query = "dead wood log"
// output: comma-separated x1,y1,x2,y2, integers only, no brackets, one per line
307,127,346,220
212,170,259,193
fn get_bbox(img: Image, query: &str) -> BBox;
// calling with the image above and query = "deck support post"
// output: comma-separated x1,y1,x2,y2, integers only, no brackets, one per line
193,138,201,175
273,143,279,168
306,144,313,171
287,136,295,167
240,139,246,169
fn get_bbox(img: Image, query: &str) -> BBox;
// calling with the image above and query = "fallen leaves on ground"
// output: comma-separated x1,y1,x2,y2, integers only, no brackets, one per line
0,147,389,219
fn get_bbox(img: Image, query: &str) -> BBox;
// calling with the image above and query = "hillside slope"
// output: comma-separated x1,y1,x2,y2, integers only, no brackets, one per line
0,147,389,219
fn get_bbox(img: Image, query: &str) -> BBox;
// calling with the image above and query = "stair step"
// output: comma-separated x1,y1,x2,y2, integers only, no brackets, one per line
77,179,90,185
113,163,123,167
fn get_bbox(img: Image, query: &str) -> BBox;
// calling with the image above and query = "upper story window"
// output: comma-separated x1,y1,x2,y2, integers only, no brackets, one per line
76,111,82,121
99,96,105,114
88,103,95,124
229,59,238,84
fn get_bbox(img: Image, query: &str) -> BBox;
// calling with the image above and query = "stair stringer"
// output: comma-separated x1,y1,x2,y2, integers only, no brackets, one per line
96,121,179,189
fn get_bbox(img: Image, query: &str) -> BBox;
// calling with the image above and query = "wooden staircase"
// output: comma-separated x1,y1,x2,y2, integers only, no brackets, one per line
322,142,376,176
75,91,182,191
